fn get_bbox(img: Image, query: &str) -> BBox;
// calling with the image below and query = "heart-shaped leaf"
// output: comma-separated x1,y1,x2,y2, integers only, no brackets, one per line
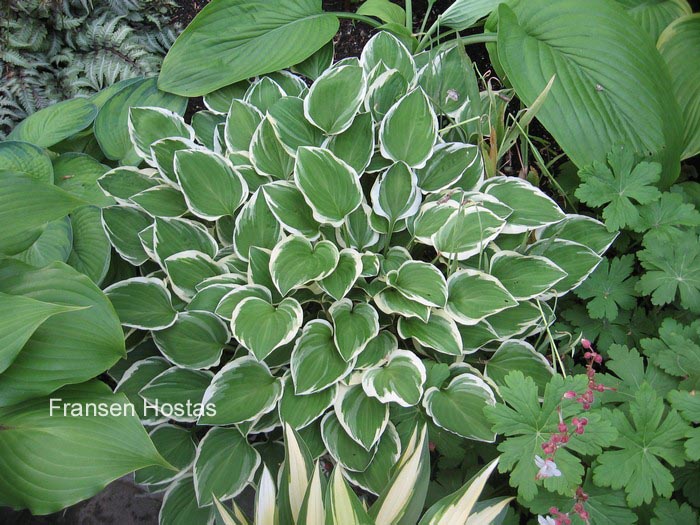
386,260,447,308
319,248,363,300
330,299,380,362
445,269,518,325
335,384,388,451
104,277,177,330
279,375,337,430
153,311,229,369
397,311,463,356
373,288,430,322
262,181,321,239
269,235,340,295
362,350,426,407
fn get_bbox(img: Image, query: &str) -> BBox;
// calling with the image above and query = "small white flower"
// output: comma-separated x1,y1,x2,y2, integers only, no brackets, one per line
534,455,562,479
538,516,557,525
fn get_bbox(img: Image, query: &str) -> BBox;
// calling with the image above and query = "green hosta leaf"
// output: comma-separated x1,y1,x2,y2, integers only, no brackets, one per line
250,118,294,179
216,284,272,319
527,239,602,298
361,32,416,85
13,217,72,268
279,375,336,430
140,367,213,423
160,475,214,525
269,235,339,295
440,0,504,30
246,77,285,113
319,248,363,300
574,255,639,320
192,110,226,150
344,421,401,495
537,214,617,256
327,466,374,525
225,100,263,152
374,288,430,322
268,97,325,154
104,277,177,330
371,162,421,225
486,300,549,340
362,350,426,407
341,202,380,251
150,137,197,186
0,292,79,374
304,61,366,135
153,311,229,369
458,323,499,354
484,340,553,395
357,0,406,25
423,373,496,441
204,81,249,112
153,217,218,264
165,251,226,300
326,112,375,174
0,381,170,515
593,384,689,506
233,189,283,261
0,141,53,185
194,427,260,506
53,153,112,208
262,181,321,239
492,0,683,186
101,205,151,265
293,41,334,80
295,146,363,226
174,149,247,220
135,424,196,486
200,357,283,425
0,260,125,405
246,248,281,300
397,311,463,356
379,88,438,168
386,261,447,308
617,0,691,43
659,14,700,159
321,412,376,472
490,251,567,301
330,299,380,362
130,185,188,218
356,331,397,369
291,320,354,395
366,67,410,121
128,106,193,163
9,98,97,148
231,296,303,361
431,205,505,260
94,77,187,163
415,143,481,193
158,0,339,96
269,71,308,98
445,269,517,325
116,357,171,424
335,384,389,450
482,176,565,233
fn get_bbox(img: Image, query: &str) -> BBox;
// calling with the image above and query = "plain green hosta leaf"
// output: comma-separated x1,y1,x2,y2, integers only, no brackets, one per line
66,207,110,285
262,181,321,239
0,292,79,374
397,311,462,356
659,14,700,159
423,373,496,442
440,0,504,30
294,146,363,226
370,162,421,225
194,427,260,506
0,381,170,515
0,172,85,255
12,217,72,268
574,255,638,320
130,185,188,218
8,98,97,147
174,149,247,220
200,357,283,425
233,189,283,261
101,206,151,265
493,0,683,187
231,296,302,361
153,311,229,369
526,239,602,298
153,217,218,263
269,235,339,295
326,111,375,174
415,143,480,193
641,318,700,388
104,277,177,330
537,214,618,256
374,288,430,322
321,412,376,472
293,41,334,80
616,0,691,43
291,320,354,395
158,0,339,96
380,89,438,168
268,97,325,154
362,350,426,407
593,384,689,506
330,299,379,362
128,106,194,163
341,203,380,251
484,340,553,395
279,375,336,430
356,0,406,25
53,153,112,208
361,31,416,84
0,260,125,405
139,368,213,423
445,269,517,325
486,371,618,501
319,249,362,300
94,77,187,163
335,384,388,451
165,251,226,300
482,176,565,233
160,476,214,525
135,425,196,486
489,251,567,301
635,192,700,243
225,100,263,152
576,147,662,231
431,205,505,260
304,62,366,135
250,118,294,179
637,232,700,312
386,260,447,308
0,141,53,184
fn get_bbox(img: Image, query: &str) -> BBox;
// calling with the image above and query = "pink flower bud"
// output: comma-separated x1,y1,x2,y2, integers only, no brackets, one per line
581,338,593,350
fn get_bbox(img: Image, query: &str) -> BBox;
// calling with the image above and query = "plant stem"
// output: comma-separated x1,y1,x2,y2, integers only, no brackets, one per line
331,12,384,29
405,0,413,32
417,31,497,53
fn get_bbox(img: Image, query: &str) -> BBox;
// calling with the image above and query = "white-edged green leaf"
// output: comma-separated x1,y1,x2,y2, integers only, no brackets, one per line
233,189,283,261
116,357,171,425
386,260,447,308
362,350,426,407
269,235,339,295
128,106,194,163
485,300,548,340
250,117,294,179
104,277,177,330
269,96,325,154
130,185,188,218
325,112,375,173
416,143,481,193
164,250,226,301
431,204,505,260
373,288,431,322
215,284,272,319
246,77,286,113
153,216,218,263
321,412,376,472
537,214,617,256
371,162,422,225
526,239,602,297
153,311,229,369
225,99,263,153
329,299,380,362
101,205,152,265
484,340,554,394
397,310,463,356
335,384,389,451
200,357,283,425
327,466,374,524
489,250,567,301
340,202,380,251
319,248,363,300
361,31,416,84
294,146,363,226
140,367,213,423
135,424,196,486
365,67,410,121
160,475,215,525
344,421,401,496
356,331,397,369
151,137,199,186
279,375,337,430
445,269,518,325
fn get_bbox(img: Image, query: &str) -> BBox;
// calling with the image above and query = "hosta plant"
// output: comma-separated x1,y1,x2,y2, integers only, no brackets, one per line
97,31,607,524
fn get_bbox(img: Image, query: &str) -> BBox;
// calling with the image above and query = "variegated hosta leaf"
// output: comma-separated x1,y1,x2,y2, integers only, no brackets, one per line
362,349,427,407
230,296,303,361
370,161,422,225
291,320,355,395
255,465,277,525
98,166,158,202
262,181,321,239
151,136,197,186
344,421,401,495
153,217,218,264
200,357,283,425
415,143,481,193
484,340,554,394
164,250,226,301
250,117,294,179
386,260,448,308
445,269,518,325
246,77,285,113
485,300,549,340
423,373,497,442
430,205,505,260
130,184,188,218
537,214,617,256
128,106,194,164
361,31,417,85
373,288,431,322
340,202,380,251
225,99,263,153
327,466,374,524
335,384,389,451
269,235,340,295
103,277,177,330
139,367,213,423
193,427,260,506
233,189,283,261
489,251,568,301
280,424,314,524
365,67,410,121
268,96,325,155
397,310,463,356
101,205,152,265
160,475,214,525
325,111,375,174
319,248,363,300
216,284,273,319
329,299,380,362
297,462,325,524
356,331,397,369
321,412,377,472
279,375,337,430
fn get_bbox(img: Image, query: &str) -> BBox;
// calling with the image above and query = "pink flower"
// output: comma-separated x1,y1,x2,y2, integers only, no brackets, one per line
535,455,562,479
